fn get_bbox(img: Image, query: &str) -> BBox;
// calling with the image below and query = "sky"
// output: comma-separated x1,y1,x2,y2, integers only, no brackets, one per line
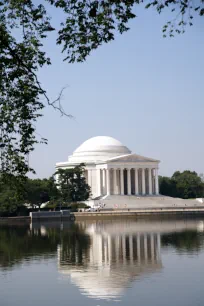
29,4,204,179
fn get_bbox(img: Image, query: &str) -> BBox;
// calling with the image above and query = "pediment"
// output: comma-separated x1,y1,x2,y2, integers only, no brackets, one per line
107,154,159,163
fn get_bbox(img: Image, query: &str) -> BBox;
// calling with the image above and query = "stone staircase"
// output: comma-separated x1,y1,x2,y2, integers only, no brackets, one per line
90,195,203,210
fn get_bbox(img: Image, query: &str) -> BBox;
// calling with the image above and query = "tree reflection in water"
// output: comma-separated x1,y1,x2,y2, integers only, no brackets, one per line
0,223,90,270
161,230,204,253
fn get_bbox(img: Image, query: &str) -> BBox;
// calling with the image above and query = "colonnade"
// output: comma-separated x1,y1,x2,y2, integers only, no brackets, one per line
96,167,159,196
58,232,161,267
97,233,161,265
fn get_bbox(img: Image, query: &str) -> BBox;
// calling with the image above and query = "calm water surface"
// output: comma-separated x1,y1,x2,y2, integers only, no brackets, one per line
1,218,204,306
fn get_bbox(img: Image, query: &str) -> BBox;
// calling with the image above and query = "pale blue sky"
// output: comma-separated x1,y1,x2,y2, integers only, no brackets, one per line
30,5,204,178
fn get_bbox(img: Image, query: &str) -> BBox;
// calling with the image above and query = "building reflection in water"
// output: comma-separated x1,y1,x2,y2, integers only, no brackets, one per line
58,222,162,300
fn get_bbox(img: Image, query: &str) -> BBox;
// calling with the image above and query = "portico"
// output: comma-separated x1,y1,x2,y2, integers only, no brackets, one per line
95,166,159,197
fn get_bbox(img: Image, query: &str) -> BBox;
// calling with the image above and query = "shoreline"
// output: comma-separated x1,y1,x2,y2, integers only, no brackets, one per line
1,206,204,223
74,206,204,220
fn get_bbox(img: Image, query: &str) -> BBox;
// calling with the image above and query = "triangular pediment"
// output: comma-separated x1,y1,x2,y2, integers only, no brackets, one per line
107,154,159,163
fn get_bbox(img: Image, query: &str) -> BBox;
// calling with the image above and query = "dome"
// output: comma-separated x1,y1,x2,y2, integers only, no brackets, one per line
75,136,130,154
68,136,131,163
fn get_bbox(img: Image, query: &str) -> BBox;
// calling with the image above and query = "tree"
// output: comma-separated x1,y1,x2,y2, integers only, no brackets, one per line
159,170,204,199
1,0,203,181
56,164,91,203
46,175,61,200
24,177,59,210
0,175,60,214
172,170,204,199
159,175,177,197
0,174,24,216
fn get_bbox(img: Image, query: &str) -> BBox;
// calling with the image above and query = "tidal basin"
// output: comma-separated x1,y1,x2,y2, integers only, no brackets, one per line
1,218,204,306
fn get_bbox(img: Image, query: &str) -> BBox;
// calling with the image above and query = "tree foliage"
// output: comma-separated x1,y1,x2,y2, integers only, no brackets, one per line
0,0,71,180
159,170,204,199
1,0,203,180
24,176,59,209
49,0,204,62
0,174,25,215
0,175,58,215
56,163,91,202
0,164,91,215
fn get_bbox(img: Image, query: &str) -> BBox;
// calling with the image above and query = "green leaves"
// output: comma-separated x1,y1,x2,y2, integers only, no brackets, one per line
51,0,137,63
160,171,204,199
56,164,91,202
0,0,54,179
145,3,152,9
200,8,204,15
144,0,204,37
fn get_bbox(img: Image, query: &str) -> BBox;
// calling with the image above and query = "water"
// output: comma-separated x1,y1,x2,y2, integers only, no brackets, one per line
1,218,204,306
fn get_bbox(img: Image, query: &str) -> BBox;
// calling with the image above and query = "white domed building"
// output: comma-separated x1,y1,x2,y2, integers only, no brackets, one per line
55,136,160,204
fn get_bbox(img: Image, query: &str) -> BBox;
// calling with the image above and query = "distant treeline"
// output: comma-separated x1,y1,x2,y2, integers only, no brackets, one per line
159,171,204,199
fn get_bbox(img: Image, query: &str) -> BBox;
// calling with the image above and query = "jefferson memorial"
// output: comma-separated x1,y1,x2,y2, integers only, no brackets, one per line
56,136,160,200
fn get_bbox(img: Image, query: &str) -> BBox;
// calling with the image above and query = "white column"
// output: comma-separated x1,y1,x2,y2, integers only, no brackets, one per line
144,234,148,262
148,168,152,195
113,168,117,195
127,168,131,195
156,233,161,261
155,168,159,195
122,235,126,263
104,238,108,264
108,236,112,264
97,169,101,196
137,234,141,262
116,169,120,194
129,235,133,263
102,169,106,195
152,169,155,194
88,170,92,187
150,234,155,262
115,236,120,263
135,168,139,195
142,168,146,195
106,169,110,196
120,168,124,195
